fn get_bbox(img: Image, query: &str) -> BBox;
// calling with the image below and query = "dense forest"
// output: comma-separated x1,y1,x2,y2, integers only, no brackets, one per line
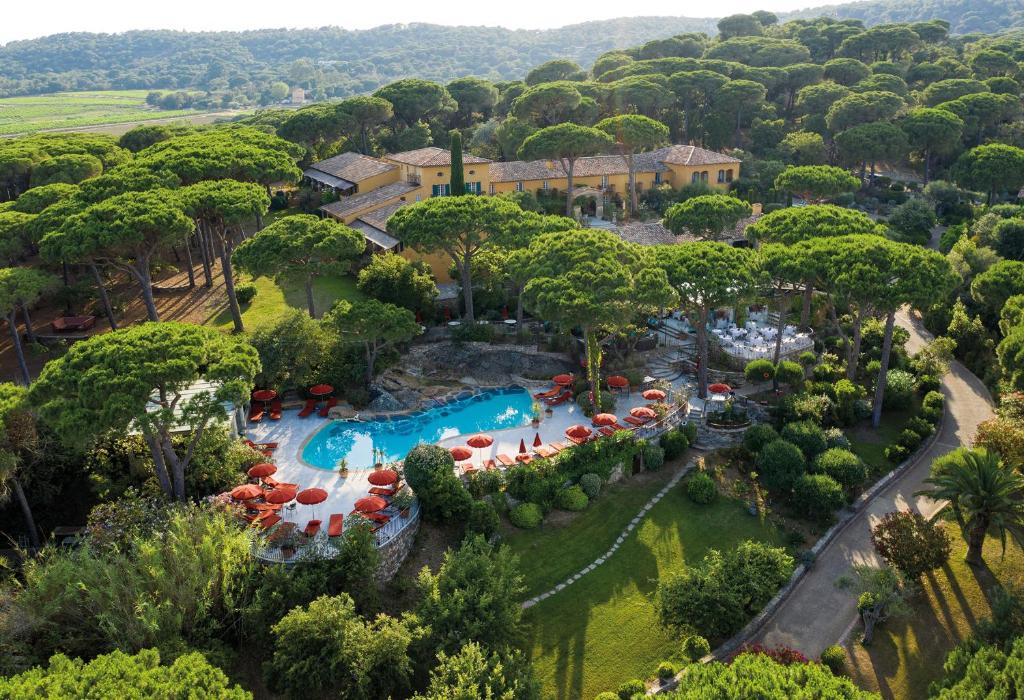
792,0,1024,35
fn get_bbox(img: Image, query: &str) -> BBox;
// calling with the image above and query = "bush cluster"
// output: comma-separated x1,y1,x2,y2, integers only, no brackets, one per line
682,635,711,662
643,443,666,471
578,473,602,498
791,473,844,524
466,499,500,539
882,369,917,409
743,424,779,454
757,439,806,492
234,282,257,305
687,473,717,504
820,645,847,675
556,485,589,512
814,448,868,490
509,502,543,529
660,427,690,460
780,420,827,459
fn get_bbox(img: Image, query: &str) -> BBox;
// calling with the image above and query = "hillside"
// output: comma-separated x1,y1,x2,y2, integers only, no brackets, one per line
786,0,1024,35
0,17,716,99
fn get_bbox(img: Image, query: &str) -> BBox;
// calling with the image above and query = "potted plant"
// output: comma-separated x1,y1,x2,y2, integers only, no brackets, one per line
393,488,414,518
268,521,298,558
373,448,384,470
531,400,542,427
336,457,349,478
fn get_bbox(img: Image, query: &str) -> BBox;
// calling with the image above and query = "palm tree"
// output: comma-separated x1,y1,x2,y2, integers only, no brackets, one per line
917,450,1024,567
0,449,39,548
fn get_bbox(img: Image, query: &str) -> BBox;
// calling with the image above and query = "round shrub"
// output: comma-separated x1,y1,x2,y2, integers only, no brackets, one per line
823,427,851,450
882,369,917,409
682,634,711,662
885,444,909,463
775,360,805,386
757,439,806,492
657,661,677,680
917,374,941,394
923,390,944,411
687,473,717,504
898,428,922,451
814,448,868,490
820,645,847,675
643,443,666,471
907,416,934,439
799,350,818,367
866,359,881,377
616,679,645,699
781,420,828,459
556,485,589,512
579,473,602,499
792,474,844,524
235,282,258,305
813,361,843,382
509,502,543,529
466,499,499,539
745,358,776,383
660,429,690,461
743,424,779,454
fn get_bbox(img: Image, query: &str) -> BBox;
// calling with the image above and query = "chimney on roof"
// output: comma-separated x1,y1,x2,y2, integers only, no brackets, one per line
545,160,554,170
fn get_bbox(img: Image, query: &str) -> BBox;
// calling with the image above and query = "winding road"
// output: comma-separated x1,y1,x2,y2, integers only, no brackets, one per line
750,306,995,657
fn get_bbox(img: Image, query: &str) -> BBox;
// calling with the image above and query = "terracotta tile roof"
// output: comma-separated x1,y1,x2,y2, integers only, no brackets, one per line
358,200,406,232
319,181,417,220
385,147,491,167
307,152,396,183
489,145,735,183
651,145,741,166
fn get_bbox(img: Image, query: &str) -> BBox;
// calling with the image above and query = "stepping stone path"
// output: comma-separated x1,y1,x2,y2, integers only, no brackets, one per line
522,460,695,609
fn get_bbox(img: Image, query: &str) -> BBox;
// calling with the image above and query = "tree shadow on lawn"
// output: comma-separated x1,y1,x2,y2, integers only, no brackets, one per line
521,490,785,699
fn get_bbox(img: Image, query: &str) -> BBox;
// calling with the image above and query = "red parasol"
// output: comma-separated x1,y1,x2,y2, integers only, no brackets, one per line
630,406,657,419
709,383,732,394
296,488,327,505
607,375,629,388
247,463,277,479
309,383,334,397
642,389,667,401
518,438,527,454
252,388,277,403
533,432,543,447
592,413,618,426
466,434,494,449
565,424,593,439
265,488,297,505
368,469,398,486
449,446,473,462
231,483,264,501
354,496,387,513
552,373,574,386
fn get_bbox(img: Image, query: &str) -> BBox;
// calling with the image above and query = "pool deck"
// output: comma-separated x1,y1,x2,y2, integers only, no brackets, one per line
244,383,691,529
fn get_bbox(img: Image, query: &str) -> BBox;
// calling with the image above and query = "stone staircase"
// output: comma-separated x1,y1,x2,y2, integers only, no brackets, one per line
647,346,694,383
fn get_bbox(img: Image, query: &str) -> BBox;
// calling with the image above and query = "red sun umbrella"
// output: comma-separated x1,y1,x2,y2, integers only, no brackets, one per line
565,424,593,439
449,446,473,462
709,383,732,394
266,488,297,505
231,483,264,501
552,373,574,386
247,463,277,479
309,384,334,397
630,406,657,419
607,375,629,389
296,488,327,505
252,388,277,403
533,432,543,447
368,469,398,486
466,434,494,449
592,413,618,426
642,389,667,401
518,438,527,454
355,496,387,513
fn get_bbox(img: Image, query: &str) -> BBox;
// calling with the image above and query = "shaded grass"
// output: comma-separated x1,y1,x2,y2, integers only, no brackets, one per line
208,274,364,330
518,480,786,700
844,530,1024,700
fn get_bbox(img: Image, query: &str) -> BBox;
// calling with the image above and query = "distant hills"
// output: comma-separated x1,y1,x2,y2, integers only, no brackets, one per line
785,0,1024,35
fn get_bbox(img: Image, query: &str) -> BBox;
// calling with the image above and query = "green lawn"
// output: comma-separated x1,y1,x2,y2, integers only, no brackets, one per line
208,274,364,330
517,480,786,699
846,401,919,475
0,90,202,134
845,530,1024,700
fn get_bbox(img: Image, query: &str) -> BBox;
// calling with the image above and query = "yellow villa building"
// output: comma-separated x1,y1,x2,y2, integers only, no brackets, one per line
310,144,740,278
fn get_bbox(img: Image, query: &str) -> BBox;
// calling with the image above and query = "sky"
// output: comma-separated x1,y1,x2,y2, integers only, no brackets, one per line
2,0,822,44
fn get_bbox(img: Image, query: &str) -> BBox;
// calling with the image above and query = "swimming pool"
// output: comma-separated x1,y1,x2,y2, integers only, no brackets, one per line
301,386,535,470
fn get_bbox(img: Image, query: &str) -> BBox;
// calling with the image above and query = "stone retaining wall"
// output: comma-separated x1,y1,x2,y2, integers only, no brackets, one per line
375,508,420,582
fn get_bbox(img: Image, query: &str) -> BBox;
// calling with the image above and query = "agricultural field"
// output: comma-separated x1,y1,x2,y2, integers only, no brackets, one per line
0,91,203,135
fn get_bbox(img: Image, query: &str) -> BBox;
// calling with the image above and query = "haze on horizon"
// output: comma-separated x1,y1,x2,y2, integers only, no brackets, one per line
4,0,821,44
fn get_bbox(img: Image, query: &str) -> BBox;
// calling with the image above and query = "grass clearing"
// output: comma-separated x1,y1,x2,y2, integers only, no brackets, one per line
844,529,1024,699
208,274,364,330
0,90,201,135
517,477,786,699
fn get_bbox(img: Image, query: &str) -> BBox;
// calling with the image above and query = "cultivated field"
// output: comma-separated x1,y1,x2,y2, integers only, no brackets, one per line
0,90,206,135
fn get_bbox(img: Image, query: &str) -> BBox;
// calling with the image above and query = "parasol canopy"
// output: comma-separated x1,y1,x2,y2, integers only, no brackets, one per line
247,463,277,479
630,406,657,419
354,496,387,513
251,389,277,403
309,383,334,397
708,383,732,394
296,488,327,505
552,373,574,386
607,375,629,388
231,484,264,501
265,488,297,505
565,424,593,439
367,469,399,486
449,446,473,462
533,433,543,447
466,434,494,449
592,413,618,426
518,438,527,454
642,389,667,401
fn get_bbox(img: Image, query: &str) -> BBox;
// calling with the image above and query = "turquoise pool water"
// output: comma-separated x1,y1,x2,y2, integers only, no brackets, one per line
302,386,535,470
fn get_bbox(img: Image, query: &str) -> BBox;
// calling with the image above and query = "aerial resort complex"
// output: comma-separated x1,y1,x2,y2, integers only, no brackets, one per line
1,3,1024,698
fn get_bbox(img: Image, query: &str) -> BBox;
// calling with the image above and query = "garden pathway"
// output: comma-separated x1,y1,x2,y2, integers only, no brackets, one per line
521,459,694,609
748,306,994,657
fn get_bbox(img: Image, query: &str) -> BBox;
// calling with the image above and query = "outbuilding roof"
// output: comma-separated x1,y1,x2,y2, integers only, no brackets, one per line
489,145,737,183
385,147,491,167
307,152,397,183
320,180,418,220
